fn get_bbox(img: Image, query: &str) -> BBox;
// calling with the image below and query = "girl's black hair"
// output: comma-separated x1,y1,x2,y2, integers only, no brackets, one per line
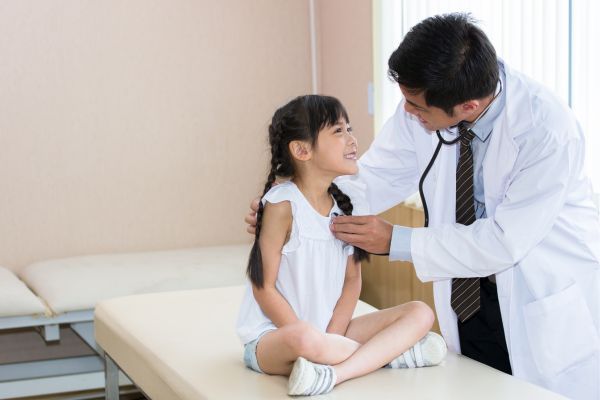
248,95,369,288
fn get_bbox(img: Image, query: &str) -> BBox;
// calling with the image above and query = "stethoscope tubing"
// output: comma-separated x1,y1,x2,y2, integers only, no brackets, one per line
419,130,462,227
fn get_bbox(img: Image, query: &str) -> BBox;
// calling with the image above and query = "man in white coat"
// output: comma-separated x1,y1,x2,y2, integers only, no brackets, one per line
328,13,600,400
246,13,599,400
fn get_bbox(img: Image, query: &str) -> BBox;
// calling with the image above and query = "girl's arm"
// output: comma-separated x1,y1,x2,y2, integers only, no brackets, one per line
326,255,362,335
252,200,299,327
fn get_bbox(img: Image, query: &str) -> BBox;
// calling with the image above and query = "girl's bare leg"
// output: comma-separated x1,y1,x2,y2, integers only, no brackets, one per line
333,301,434,384
256,321,360,375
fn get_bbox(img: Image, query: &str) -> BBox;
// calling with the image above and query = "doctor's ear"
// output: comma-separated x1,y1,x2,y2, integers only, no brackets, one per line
457,100,480,120
289,141,312,161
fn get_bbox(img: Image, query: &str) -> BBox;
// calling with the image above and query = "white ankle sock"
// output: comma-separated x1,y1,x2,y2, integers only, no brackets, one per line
308,364,336,396
387,332,447,368
288,357,337,396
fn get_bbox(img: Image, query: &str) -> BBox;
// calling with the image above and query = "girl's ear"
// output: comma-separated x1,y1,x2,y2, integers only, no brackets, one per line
289,140,312,161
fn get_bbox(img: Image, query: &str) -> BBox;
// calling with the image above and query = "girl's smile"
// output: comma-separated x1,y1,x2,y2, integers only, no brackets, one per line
344,150,358,160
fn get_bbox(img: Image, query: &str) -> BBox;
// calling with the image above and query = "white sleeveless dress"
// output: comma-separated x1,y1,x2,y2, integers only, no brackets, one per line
236,181,354,344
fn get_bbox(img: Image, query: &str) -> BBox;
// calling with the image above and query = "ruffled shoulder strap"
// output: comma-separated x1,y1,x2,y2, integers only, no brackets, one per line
261,180,300,207
260,181,302,253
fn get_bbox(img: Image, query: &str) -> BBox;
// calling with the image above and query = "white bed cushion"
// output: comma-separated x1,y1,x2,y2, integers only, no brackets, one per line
95,285,564,400
20,244,251,314
0,266,48,317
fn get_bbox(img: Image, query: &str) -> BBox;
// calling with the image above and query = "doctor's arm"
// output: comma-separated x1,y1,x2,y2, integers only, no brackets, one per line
351,103,421,214
251,201,299,327
412,131,577,281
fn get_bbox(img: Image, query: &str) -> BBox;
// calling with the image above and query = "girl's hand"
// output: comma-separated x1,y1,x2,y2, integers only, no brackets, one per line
330,215,394,254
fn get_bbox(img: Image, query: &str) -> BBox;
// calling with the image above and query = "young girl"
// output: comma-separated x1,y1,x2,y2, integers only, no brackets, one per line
236,95,446,396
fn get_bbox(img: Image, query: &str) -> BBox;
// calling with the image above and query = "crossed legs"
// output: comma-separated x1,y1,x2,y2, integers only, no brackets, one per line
255,300,435,384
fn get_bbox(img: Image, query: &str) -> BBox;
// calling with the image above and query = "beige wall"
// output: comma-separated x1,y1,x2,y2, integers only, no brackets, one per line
0,1,313,271
0,1,374,272
316,0,374,156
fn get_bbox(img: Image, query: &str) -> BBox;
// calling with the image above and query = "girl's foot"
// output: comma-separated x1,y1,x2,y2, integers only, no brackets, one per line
387,332,447,368
288,357,336,396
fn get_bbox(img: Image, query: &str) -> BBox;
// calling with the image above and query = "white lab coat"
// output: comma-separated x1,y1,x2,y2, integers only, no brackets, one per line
342,64,600,399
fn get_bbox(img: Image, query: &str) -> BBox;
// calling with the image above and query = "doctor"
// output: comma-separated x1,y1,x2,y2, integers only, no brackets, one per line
328,13,600,400
246,12,599,400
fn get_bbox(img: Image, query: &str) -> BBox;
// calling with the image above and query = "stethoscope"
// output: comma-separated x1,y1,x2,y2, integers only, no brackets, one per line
418,81,503,227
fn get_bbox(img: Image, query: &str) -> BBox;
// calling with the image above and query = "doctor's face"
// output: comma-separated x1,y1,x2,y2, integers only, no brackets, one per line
400,85,462,131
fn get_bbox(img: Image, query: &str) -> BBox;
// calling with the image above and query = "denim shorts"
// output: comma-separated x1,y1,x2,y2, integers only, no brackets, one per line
243,330,274,373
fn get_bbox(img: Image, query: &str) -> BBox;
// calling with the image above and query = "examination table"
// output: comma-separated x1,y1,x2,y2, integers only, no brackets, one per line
95,285,566,399
0,245,251,398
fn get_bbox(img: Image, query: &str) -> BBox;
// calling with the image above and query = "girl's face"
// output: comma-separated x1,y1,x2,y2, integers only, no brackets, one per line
311,118,358,177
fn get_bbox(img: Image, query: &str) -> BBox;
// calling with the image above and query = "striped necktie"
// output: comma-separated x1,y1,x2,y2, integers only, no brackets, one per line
450,122,480,323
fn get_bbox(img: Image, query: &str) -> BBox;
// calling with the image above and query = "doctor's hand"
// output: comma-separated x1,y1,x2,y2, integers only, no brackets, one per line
330,215,393,255
244,197,260,235
245,182,281,235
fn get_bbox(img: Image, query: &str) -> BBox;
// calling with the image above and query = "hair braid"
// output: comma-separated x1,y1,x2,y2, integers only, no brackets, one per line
248,95,353,285
247,122,286,288
328,183,369,262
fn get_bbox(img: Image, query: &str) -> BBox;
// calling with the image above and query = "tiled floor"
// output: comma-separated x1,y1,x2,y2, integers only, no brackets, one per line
20,388,147,400
1,327,147,399
0,327,94,364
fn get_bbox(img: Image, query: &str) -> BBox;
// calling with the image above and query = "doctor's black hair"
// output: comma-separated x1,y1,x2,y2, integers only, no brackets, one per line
247,95,369,288
387,13,499,115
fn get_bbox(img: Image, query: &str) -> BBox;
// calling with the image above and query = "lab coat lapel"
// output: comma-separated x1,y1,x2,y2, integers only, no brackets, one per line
481,65,532,354
482,65,530,217
430,64,531,355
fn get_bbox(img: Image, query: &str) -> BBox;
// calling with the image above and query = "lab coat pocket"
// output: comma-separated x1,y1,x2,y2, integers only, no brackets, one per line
523,283,600,377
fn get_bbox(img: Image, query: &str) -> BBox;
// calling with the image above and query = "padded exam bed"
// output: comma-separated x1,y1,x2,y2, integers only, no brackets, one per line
0,244,251,399
95,285,566,400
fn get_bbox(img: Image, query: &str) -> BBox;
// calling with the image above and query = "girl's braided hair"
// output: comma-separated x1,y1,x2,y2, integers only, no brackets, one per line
248,95,369,288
